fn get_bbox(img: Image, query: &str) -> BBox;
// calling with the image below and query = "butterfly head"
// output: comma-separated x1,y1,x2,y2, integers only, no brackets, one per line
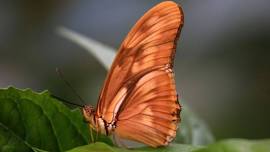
82,105,97,130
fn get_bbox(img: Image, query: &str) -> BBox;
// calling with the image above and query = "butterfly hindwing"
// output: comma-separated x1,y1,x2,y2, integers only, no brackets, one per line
115,68,180,147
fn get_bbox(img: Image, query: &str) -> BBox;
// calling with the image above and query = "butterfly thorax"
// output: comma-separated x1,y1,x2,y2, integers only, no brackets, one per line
82,105,115,136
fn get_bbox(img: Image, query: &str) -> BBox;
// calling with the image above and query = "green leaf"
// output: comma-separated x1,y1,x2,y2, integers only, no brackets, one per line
0,123,32,152
32,147,49,152
67,142,202,152
194,139,270,152
67,139,270,152
57,27,215,145
0,87,90,151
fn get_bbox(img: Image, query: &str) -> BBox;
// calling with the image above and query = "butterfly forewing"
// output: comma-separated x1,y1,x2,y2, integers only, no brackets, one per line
95,1,184,147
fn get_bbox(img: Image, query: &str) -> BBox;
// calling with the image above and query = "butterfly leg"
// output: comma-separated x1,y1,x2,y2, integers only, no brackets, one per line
89,127,93,143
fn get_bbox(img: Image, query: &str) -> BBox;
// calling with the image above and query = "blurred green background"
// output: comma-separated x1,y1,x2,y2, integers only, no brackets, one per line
0,0,269,140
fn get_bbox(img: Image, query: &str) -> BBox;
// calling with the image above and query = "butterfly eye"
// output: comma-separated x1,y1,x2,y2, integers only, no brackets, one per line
83,105,94,115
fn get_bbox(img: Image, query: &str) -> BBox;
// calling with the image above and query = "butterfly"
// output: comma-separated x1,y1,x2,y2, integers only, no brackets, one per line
82,1,184,147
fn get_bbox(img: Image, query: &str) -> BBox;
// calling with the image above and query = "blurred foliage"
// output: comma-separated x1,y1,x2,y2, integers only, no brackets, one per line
67,142,202,152
175,102,214,145
194,139,270,152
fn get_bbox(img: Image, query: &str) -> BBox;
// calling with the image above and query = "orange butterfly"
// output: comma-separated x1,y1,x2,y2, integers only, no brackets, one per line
82,1,184,147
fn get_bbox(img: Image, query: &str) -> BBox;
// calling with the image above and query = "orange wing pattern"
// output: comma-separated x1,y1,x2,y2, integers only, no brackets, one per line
115,67,180,147
95,1,184,147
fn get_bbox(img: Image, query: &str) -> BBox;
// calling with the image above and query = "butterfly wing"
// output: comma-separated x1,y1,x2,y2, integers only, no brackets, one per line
95,1,184,146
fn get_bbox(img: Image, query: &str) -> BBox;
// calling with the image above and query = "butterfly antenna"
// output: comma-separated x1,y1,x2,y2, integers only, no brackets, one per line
51,94,83,107
56,68,86,105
